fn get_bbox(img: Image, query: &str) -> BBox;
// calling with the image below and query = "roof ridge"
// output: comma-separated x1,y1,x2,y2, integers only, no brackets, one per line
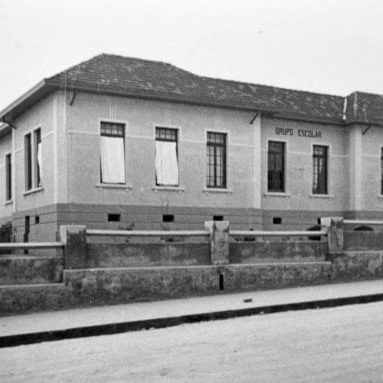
200,75,344,99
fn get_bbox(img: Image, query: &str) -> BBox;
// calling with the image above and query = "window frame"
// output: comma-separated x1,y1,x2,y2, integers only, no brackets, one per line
206,131,227,189
99,120,127,185
381,147,383,196
24,132,32,191
267,140,286,193
5,152,12,202
24,127,43,192
312,144,329,195
155,126,179,187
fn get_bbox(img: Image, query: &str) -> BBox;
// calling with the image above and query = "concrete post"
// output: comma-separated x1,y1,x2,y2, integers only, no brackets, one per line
59,225,87,269
204,221,230,265
321,217,344,256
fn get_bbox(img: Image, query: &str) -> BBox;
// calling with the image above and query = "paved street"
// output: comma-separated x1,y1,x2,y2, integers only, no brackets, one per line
1,302,383,382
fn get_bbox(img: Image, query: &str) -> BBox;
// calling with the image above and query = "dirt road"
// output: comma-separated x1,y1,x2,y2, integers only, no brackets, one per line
1,302,383,382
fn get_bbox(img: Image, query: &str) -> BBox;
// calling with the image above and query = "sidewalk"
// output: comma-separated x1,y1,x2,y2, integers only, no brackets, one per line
1,279,383,348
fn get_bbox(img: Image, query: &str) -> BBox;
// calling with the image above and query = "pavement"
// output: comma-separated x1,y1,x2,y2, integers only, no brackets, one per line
1,279,383,348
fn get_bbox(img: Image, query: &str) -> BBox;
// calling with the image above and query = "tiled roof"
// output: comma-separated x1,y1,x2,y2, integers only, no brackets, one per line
345,92,383,125
3,53,383,126
46,54,346,124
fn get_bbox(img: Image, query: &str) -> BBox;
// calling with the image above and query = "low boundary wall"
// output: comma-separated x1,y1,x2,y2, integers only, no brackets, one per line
2,218,383,315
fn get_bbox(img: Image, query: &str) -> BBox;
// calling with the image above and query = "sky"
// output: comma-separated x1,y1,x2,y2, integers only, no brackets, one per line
1,0,383,110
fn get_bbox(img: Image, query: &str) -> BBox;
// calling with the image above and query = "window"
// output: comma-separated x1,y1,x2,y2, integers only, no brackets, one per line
24,128,42,191
381,148,383,195
313,145,328,194
155,127,178,186
268,141,285,192
24,133,32,190
34,128,42,187
5,153,11,201
206,132,226,188
100,122,126,184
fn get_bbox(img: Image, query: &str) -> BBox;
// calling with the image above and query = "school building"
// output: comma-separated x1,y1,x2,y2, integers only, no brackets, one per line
0,53,383,242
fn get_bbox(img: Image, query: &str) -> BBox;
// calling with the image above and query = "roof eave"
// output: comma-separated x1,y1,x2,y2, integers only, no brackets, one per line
0,80,57,122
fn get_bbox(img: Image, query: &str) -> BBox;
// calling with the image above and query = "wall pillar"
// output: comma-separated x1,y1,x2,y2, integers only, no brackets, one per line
321,217,344,257
59,225,87,269
204,221,230,265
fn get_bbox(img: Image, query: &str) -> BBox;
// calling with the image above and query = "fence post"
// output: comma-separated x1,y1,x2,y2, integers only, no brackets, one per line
59,225,87,269
204,221,230,265
321,217,344,257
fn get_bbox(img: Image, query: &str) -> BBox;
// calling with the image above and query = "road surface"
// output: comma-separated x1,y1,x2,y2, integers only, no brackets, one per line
1,302,383,382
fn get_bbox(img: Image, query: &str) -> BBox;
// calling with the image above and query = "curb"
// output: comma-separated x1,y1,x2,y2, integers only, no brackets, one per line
2,292,383,348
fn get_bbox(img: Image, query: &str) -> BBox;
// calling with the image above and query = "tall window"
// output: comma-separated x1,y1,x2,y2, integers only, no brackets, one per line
206,132,227,188
155,127,179,186
24,133,32,190
381,148,383,195
100,122,126,184
5,153,11,201
34,128,42,187
24,129,42,191
268,141,285,192
313,145,328,194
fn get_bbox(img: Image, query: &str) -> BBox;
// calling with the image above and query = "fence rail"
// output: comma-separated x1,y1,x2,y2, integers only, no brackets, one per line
86,229,209,237
344,220,383,226
230,230,327,237
86,229,327,238
0,242,64,250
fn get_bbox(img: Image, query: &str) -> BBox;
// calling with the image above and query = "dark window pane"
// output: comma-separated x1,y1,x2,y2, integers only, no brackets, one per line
206,132,226,188
313,145,328,194
268,141,285,192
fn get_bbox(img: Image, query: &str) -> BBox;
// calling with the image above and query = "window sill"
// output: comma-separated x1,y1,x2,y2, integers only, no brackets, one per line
96,183,132,190
203,188,233,195
152,186,185,192
378,195,383,200
4,200,13,206
264,192,291,198
309,194,334,199
23,187,43,196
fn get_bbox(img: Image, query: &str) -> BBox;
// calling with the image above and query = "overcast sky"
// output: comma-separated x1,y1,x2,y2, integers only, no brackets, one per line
1,0,383,110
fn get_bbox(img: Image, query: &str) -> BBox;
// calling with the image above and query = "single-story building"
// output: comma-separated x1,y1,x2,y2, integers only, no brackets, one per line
0,53,383,242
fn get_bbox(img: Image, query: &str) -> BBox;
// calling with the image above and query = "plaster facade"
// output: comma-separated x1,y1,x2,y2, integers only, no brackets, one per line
1,54,383,241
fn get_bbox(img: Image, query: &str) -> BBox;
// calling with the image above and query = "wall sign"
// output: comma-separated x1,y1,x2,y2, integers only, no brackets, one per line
275,127,322,138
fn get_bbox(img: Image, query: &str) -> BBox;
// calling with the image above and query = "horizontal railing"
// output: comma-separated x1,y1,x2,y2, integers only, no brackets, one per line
230,230,327,237
87,229,327,238
344,220,383,226
0,242,64,250
86,229,209,237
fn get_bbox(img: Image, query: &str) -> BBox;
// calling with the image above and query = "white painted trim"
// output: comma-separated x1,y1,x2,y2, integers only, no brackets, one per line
96,183,132,190
263,192,292,198
203,188,233,195
309,194,334,199
152,186,185,192
23,186,43,196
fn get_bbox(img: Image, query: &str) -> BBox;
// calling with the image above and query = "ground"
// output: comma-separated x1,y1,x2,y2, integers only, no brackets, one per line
1,302,383,382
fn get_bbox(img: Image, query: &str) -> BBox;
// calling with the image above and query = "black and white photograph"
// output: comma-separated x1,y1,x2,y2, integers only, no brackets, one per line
1,0,383,381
